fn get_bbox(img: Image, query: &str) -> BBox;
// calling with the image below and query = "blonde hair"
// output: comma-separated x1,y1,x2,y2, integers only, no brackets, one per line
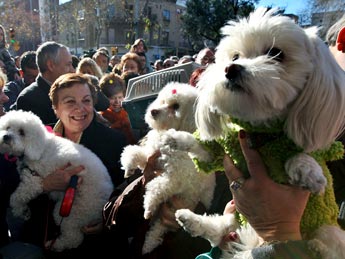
0,69,7,86
76,57,103,79
0,25,8,48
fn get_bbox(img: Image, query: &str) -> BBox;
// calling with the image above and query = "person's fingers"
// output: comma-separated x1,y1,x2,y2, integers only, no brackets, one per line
76,176,83,188
223,154,243,182
66,165,84,176
147,150,161,164
238,130,267,180
143,151,161,181
170,195,187,210
223,232,239,242
60,165,84,187
160,203,180,230
58,162,72,171
81,221,103,234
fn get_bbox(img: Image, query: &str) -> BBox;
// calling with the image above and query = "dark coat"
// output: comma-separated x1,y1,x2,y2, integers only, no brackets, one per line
3,79,25,111
0,155,19,247
79,114,127,186
16,75,57,125
15,75,110,123
0,47,18,81
102,172,232,259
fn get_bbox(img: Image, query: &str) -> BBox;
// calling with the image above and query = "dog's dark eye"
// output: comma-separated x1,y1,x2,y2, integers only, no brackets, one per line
267,47,284,62
19,128,25,136
232,54,239,61
171,103,179,110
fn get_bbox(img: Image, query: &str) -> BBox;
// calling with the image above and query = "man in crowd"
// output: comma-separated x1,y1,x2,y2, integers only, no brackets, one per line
15,41,74,125
195,47,215,67
4,51,38,111
93,49,110,74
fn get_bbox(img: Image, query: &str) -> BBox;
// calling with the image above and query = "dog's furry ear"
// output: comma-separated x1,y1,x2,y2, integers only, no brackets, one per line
23,113,49,160
178,105,197,133
178,90,198,133
25,129,47,160
286,29,345,152
195,91,224,140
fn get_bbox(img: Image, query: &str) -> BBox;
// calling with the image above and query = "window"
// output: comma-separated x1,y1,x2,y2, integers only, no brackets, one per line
163,9,170,21
162,31,169,45
108,4,115,18
78,9,84,20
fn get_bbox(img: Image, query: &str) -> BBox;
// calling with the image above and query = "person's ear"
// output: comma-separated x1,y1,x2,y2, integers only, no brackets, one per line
46,59,55,72
336,26,345,53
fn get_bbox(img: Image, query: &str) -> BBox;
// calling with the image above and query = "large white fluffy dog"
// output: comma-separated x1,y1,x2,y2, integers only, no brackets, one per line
120,82,216,254
159,8,345,259
0,110,114,252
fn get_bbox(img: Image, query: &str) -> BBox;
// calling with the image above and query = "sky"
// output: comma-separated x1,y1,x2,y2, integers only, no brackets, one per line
255,0,307,14
59,0,306,15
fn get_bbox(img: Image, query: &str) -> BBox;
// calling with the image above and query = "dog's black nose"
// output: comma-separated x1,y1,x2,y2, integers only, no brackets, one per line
151,109,159,117
3,134,11,143
225,64,244,81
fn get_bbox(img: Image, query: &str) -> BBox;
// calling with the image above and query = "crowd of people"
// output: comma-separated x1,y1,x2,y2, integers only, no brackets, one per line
0,12,345,259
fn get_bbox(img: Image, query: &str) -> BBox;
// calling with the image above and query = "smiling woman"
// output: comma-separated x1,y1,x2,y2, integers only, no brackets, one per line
50,74,96,143
12,73,127,258
49,73,126,186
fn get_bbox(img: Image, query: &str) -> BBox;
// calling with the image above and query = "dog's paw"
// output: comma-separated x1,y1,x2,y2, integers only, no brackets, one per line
120,145,147,175
175,209,204,237
144,210,152,220
124,169,137,178
12,205,31,220
159,133,179,152
285,153,326,194
22,207,31,220
45,239,67,252
159,129,194,152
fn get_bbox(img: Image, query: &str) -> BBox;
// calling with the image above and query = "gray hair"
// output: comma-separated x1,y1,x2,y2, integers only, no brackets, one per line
36,41,68,73
326,14,345,47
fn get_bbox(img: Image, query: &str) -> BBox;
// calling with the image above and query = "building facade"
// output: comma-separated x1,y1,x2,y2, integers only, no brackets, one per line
58,0,192,62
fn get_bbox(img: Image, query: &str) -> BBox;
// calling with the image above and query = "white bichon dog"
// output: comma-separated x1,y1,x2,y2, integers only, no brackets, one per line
158,8,345,259
120,82,216,254
0,110,114,252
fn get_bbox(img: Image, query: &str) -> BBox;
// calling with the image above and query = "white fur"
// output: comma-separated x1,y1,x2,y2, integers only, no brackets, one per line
120,82,216,254
0,110,113,252
171,7,345,258
196,8,345,152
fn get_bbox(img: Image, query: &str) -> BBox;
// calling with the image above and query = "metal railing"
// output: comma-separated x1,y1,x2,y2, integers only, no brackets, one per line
125,69,187,100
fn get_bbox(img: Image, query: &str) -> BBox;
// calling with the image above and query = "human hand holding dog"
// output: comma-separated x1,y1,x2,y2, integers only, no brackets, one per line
223,130,310,242
42,163,84,192
142,151,206,230
142,151,162,185
142,151,184,229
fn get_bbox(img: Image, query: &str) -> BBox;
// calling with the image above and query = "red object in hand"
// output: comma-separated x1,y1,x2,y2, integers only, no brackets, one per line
59,175,78,217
